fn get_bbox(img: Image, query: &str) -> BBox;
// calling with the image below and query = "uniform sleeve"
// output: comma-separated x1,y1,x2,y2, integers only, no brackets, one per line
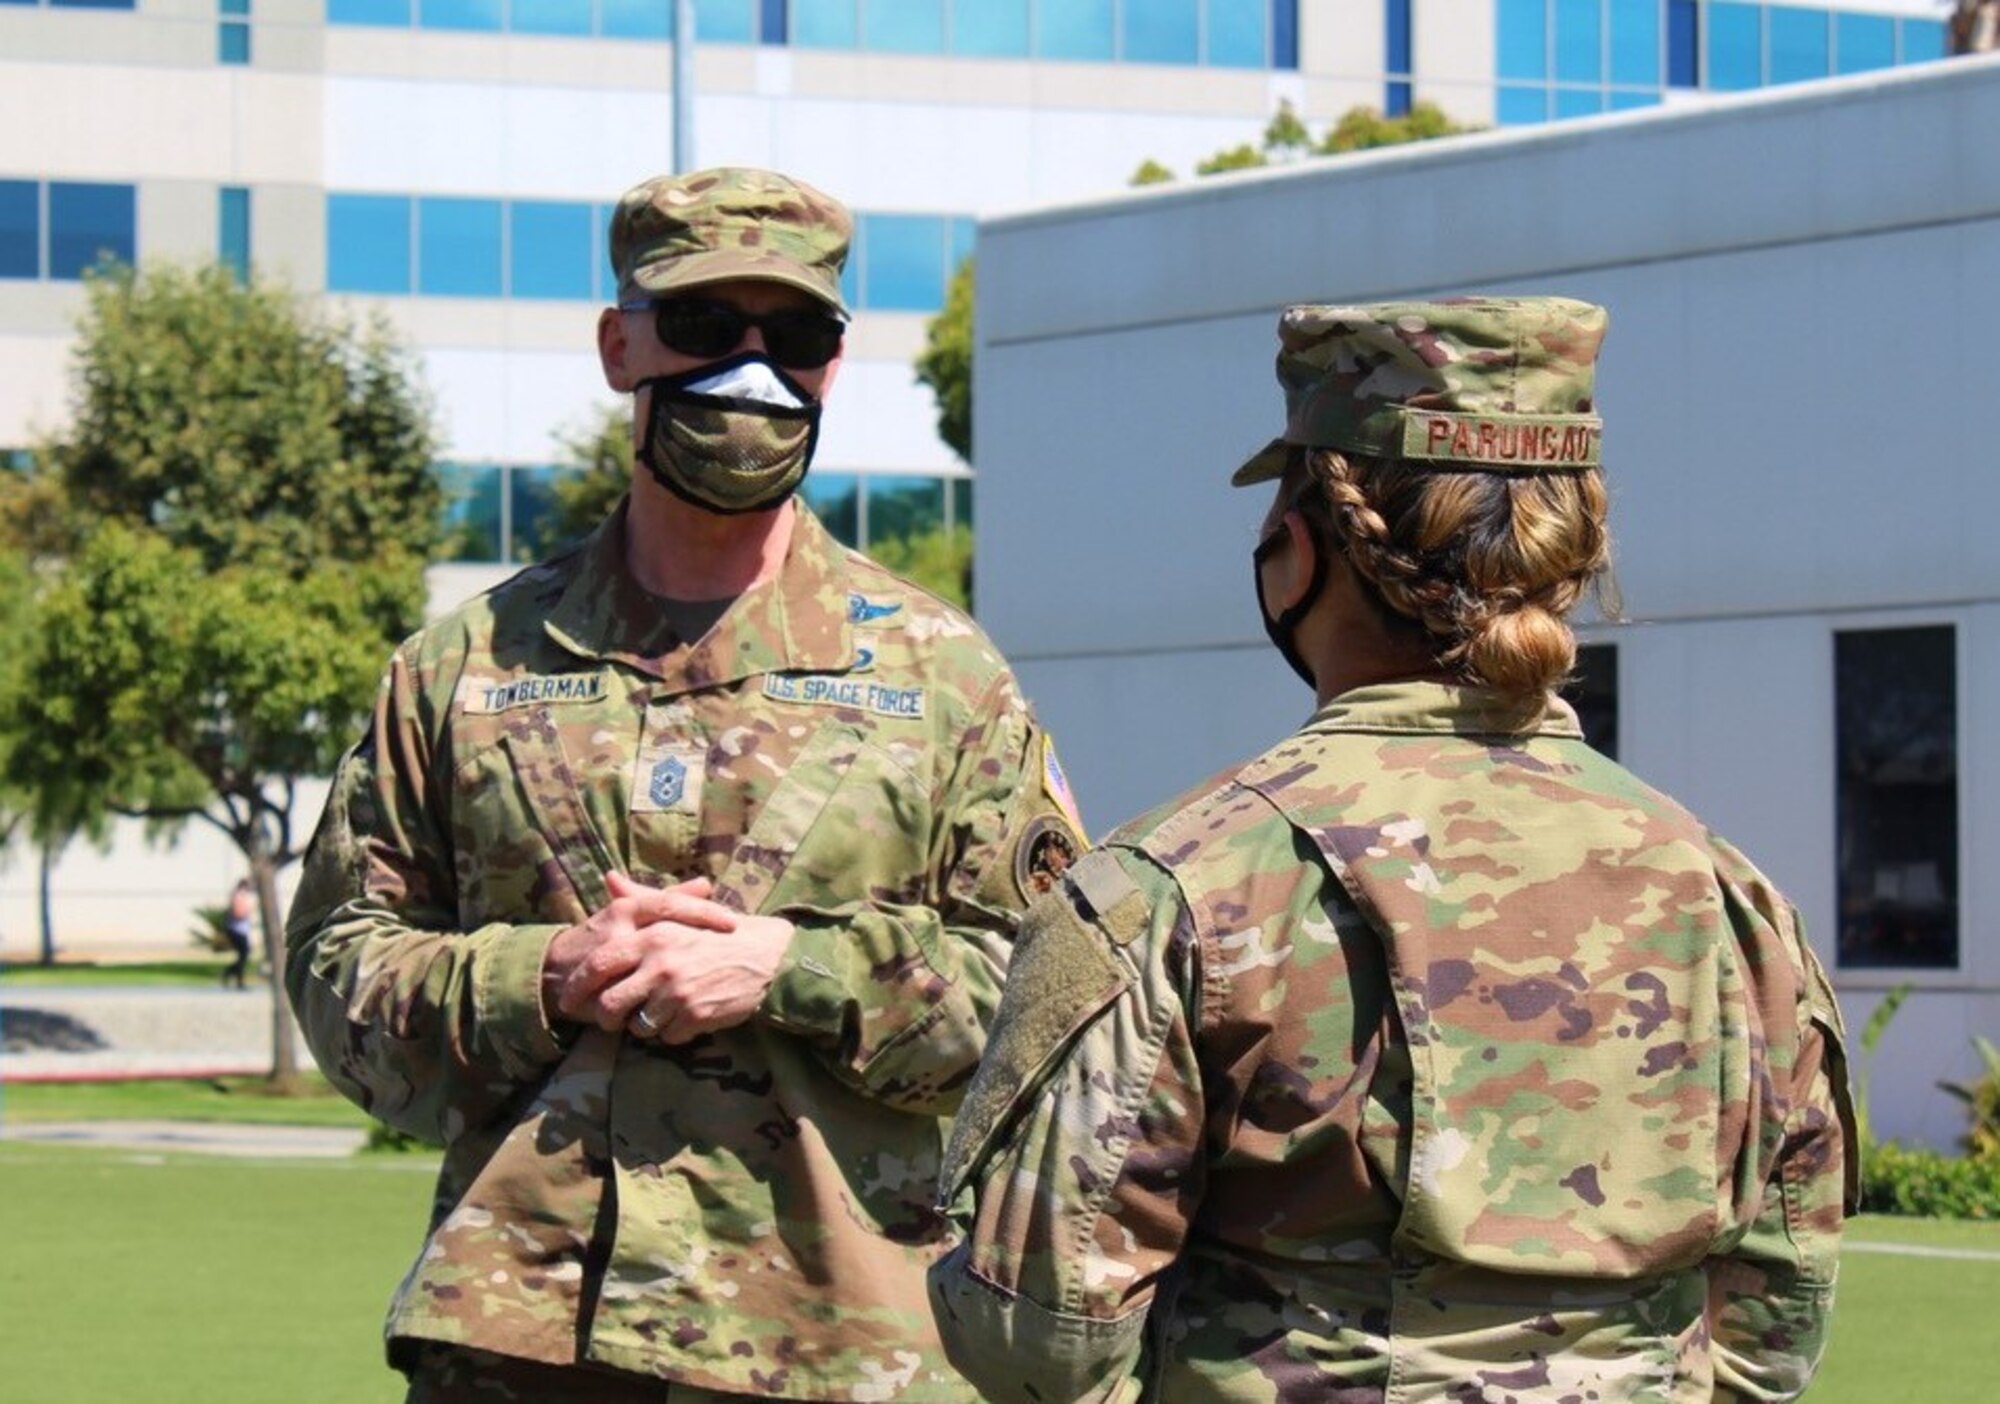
927,848,1205,1404
1709,905,1859,1402
284,645,572,1145
757,667,1087,1116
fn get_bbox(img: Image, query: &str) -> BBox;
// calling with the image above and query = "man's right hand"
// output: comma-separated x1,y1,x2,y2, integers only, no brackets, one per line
540,875,733,1029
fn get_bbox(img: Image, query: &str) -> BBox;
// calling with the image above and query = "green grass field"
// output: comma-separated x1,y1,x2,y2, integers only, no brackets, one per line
1,1073,376,1129
0,1137,1994,1401
1,958,238,988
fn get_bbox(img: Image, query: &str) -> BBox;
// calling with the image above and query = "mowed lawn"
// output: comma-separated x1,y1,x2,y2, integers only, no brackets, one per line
0,1137,1996,1402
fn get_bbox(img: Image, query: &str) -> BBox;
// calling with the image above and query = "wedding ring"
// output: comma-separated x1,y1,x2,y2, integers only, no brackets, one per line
630,1007,661,1036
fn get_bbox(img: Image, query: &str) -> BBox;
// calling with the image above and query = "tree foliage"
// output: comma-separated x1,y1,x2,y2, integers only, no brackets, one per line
871,524,974,613
914,258,975,464
1132,99,1472,184
535,403,635,557
1,262,438,1078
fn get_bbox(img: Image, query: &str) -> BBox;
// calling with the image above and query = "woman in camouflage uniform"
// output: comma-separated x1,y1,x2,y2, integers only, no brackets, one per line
931,298,1857,1404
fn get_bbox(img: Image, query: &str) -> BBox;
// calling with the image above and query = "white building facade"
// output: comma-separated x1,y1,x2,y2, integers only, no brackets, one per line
973,54,2000,1147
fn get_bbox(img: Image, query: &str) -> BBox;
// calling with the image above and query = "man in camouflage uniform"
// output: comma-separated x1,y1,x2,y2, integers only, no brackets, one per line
287,166,1085,1402
930,299,1858,1403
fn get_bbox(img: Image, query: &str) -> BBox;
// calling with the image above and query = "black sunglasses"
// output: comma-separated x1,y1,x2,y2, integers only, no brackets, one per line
627,297,846,371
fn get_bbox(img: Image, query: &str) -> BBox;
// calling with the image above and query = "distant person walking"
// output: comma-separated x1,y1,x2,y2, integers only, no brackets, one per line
221,878,255,990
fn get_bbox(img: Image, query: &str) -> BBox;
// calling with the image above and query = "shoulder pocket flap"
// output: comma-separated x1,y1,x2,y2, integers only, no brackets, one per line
940,892,1131,1201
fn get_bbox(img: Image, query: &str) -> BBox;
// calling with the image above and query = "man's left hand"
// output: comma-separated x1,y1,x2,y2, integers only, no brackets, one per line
592,870,796,1043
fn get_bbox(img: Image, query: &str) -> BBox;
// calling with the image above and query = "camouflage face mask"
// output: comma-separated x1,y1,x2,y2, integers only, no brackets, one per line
637,353,821,515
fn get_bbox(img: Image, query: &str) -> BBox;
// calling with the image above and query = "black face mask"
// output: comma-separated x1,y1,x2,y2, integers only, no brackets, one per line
1253,524,1327,691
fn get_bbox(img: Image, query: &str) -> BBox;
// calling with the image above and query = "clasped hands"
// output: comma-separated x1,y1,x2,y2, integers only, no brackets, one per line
540,872,795,1044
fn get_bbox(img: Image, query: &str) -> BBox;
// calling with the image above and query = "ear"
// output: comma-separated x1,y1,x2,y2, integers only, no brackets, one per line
598,307,633,392
1272,510,1321,612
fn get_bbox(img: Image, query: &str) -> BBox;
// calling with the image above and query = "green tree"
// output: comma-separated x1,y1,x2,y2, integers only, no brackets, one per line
869,524,974,613
1128,158,1177,186
534,403,634,557
1320,100,1466,153
1194,143,1268,176
914,258,975,463
2,262,439,1083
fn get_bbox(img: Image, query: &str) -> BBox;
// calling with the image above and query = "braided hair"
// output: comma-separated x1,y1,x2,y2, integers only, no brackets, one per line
1287,445,1618,701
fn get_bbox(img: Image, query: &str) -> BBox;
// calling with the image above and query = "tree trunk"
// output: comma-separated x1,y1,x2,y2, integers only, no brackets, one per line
247,828,302,1090
37,841,56,967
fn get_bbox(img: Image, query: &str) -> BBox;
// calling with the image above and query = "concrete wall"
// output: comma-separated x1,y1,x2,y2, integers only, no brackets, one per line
975,55,2000,1147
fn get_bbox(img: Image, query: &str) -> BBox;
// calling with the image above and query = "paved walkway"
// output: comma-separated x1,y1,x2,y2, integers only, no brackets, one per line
0,983,311,1081
0,1118,368,1159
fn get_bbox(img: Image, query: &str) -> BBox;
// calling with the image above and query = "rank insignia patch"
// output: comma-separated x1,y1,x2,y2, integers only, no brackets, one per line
631,745,705,815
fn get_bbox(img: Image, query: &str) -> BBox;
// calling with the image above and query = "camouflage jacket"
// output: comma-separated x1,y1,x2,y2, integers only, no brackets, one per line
932,682,1857,1404
286,503,1084,1401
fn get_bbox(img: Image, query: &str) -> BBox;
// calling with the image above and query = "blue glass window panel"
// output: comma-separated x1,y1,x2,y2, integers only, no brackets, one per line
1497,0,1548,81
513,0,592,34
865,0,943,52
327,0,410,23
1609,88,1661,110
437,463,503,562
952,0,1027,56
601,0,670,38
864,475,945,545
218,20,251,62
509,465,567,562
418,197,502,297
698,0,754,42
1768,6,1828,85
1271,0,1297,68
327,194,411,294
48,182,134,280
420,0,501,29
220,0,249,15
1496,84,1550,124
1609,0,1660,86
1384,0,1411,74
218,187,251,284
1707,2,1763,90
50,0,137,8
761,0,786,42
839,218,862,309
948,216,975,271
1901,19,1946,64
862,214,946,312
596,202,620,303
1667,0,1698,85
1386,79,1413,116
1554,0,1601,82
1834,11,1894,73
1554,85,1605,118
0,181,36,281
510,201,593,300
1207,0,1265,67
802,472,859,545
1124,0,1199,64
1040,0,1113,60
793,0,858,46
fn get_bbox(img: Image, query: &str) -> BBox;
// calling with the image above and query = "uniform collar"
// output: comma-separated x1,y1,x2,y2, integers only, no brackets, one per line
1302,680,1583,740
543,498,857,693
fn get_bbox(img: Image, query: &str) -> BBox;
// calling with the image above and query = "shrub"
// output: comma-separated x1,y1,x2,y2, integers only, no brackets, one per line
1938,1035,2000,1160
1859,1140,2000,1220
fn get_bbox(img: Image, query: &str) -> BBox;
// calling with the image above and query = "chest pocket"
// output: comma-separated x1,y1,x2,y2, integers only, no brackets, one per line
448,705,625,926
712,716,932,917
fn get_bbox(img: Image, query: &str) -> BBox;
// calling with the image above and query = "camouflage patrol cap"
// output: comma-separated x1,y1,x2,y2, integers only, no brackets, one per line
611,167,852,315
1232,296,1607,486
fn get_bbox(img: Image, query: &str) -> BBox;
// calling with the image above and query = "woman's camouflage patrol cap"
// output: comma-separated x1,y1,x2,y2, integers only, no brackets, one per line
1232,296,1607,485
611,166,853,315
